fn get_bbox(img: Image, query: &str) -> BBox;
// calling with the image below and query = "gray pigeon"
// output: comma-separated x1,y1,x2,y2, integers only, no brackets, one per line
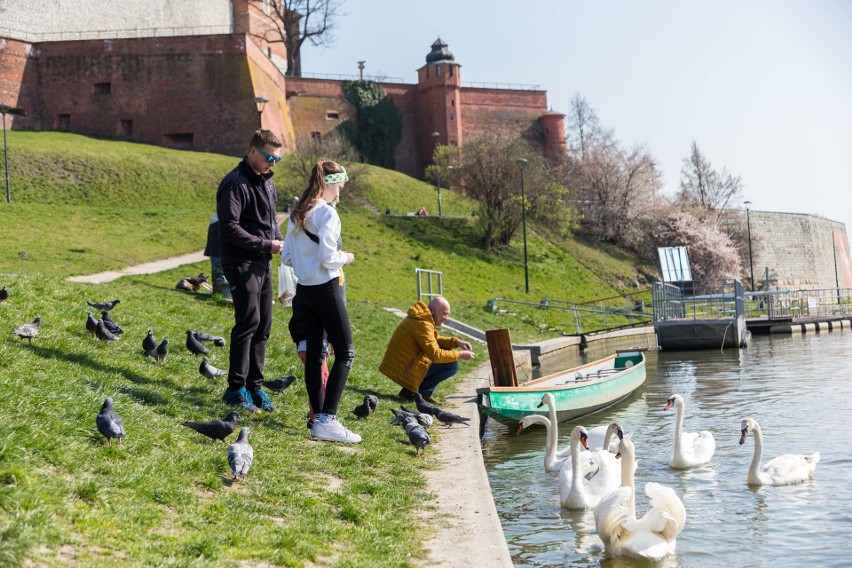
96,397,125,446
412,392,440,416
94,320,119,342
87,299,120,311
144,338,169,363
185,330,209,356
199,357,227,381
142,329,157,353
353,395,377,419
435,408,471,428
182,411,239,442
227,427,254,481
85,312,98,336
187,273,208,288
403,418,431,456
12,316,41,343
0,285,9,302
261,375,296,393
399,405,434,428
101,310,123,335
192,331,226,348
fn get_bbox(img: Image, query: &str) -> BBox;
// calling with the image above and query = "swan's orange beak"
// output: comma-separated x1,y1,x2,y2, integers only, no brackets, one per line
615,452,622,459
580,434,589,450
664,401,674,411
516,423,525,435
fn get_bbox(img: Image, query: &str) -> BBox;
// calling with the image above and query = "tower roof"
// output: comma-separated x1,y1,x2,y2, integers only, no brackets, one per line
425,37,455,64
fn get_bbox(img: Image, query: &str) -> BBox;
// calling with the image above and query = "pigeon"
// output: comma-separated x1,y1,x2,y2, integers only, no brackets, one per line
96,397,125,446
101,310,123,335
192,331,226,347
144,338,169,363
403,419,432,456
12,317,41,343
199,357,228,381
435,408,471,428
353,395,378,419
182,411,239,442
94,320,119,342
0,285,8,302
85,312,99,336
261,375,297,393
87,299,120,311
227,427,254,481
412,392,440,416
176,279,197,292
399,405,434,428
185,330,209,356
142,329,157,353
187,273,208,288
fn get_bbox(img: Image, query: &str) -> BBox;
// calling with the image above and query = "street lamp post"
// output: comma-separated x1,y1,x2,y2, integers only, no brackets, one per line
744,200,755,290
517,157,529,294
1,104,25,204
431,131,442,217
253,96,268,129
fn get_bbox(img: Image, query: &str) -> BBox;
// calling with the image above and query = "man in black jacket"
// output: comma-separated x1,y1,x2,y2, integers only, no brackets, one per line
216,129,284,413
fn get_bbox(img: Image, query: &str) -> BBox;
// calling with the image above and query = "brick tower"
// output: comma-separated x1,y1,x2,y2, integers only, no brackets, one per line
416,38,462,170
539,110,567,160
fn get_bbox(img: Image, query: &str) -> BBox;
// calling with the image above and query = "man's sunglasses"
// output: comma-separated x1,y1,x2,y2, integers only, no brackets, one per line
254,146,282,164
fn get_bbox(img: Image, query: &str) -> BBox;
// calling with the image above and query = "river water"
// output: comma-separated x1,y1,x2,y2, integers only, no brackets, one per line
482,330,852,567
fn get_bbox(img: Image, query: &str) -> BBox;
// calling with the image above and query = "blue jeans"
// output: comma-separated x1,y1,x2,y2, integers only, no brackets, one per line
418,361,460,396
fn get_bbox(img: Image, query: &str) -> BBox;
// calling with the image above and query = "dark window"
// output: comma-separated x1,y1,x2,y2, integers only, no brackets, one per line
267,47,272,57
310,131,322,142
119,119,133,137
57,114,70,130
449,65,454,77
326,111,339,120
451,99,455,106
93,82,111,95
163,132,194,149
436,66,441,77
450,112,454,121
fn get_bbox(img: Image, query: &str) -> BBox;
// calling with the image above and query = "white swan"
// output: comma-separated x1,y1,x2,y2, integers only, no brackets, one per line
517,414,571,473
739,417,819,486
536,393,621,458
594,436,686,560
558,425,622,509
664,394,715,469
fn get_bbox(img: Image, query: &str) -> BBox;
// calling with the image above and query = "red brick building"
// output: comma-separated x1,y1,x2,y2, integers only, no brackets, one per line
0,5,564,177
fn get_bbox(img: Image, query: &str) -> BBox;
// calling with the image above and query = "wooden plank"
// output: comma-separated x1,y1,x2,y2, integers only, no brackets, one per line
485,328,518,387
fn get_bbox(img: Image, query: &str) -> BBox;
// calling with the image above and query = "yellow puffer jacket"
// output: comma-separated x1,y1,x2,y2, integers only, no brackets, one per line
379,301,460,392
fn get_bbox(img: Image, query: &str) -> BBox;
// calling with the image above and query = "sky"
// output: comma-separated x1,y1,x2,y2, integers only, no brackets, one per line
301,0,852,234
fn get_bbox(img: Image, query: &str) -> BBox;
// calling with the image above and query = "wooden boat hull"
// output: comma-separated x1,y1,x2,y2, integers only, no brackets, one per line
476,352,646,426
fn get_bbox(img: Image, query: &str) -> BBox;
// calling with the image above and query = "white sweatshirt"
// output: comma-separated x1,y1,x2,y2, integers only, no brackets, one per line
281,199,348,286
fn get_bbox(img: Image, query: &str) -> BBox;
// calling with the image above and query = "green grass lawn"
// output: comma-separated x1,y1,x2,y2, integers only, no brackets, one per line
0,132,657,566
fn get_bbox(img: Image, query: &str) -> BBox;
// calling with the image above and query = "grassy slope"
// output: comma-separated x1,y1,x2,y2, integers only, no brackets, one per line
0,133,655,566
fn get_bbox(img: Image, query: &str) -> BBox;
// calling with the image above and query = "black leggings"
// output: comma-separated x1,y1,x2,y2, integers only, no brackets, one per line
296,278,354,415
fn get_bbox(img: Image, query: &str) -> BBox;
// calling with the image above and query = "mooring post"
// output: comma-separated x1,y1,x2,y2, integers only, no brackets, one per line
485,328,518,387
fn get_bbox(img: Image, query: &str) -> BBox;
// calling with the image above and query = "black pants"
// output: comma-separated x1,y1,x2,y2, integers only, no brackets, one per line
297,278,355,416
223,261,273,392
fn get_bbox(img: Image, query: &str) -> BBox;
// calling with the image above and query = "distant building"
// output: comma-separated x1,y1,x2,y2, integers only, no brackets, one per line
0,1,564,176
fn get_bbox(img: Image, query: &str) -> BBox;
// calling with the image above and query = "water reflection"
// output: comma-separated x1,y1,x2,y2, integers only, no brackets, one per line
484,331,852,566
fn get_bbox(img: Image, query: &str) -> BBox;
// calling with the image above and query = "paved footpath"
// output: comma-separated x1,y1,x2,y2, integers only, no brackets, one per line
67,250,207,284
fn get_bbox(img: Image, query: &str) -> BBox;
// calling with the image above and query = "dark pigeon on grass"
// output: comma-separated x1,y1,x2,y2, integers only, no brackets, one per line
192,331,226,348
87,299,120,311
403,418,431,456
182,411,239,443
261,375,297,393
391,407,432,429
412,392,440,416
187,273,208,288
353,394,378,419
399,405,434,428
0,285,8,302
86,312,99,336
228,427,254,481
435,408,471,428
185,330,209,356
144,338,169,363
142,329,157,354
96,397,125,446
12,316,41,343
199,357,227,382
101,310,123,335
94,320,119,342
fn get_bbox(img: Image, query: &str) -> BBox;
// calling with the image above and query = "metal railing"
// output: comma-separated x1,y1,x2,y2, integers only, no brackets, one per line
744,287,852,319
0,24,234,43
652,279,746,322
462,81,542,91
298,71,406,83
415,268,443,303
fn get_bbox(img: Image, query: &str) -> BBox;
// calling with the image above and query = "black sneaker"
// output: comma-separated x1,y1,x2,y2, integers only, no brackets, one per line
221,387,259,413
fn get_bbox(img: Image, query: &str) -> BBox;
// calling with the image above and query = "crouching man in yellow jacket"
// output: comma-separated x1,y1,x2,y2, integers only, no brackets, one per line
379,297,475,403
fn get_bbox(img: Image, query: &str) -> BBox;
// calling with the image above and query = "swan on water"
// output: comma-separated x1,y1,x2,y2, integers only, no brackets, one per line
558,425,622,509
739,417,819,486
536,393,621,457
664,393,715,469
594,436,686,560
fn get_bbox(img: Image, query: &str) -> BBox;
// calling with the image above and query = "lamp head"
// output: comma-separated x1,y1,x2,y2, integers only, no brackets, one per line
744,200,752,210
253,96,269,113
517,158,528,170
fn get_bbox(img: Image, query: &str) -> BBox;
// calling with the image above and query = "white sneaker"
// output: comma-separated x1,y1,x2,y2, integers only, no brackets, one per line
311,415,362,444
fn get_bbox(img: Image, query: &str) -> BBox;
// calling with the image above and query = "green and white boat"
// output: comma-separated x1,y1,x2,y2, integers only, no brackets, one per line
476,351,646,427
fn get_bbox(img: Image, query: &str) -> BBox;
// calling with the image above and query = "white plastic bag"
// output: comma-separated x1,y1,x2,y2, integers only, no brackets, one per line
278,264,298,307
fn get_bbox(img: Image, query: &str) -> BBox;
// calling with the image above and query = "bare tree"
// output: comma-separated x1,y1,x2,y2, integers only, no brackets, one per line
678,141,743,220
566,93,613,159
291,130,361,185
248,0,344,76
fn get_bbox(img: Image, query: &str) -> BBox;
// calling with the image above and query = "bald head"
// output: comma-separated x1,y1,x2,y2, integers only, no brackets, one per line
428,297,451,327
